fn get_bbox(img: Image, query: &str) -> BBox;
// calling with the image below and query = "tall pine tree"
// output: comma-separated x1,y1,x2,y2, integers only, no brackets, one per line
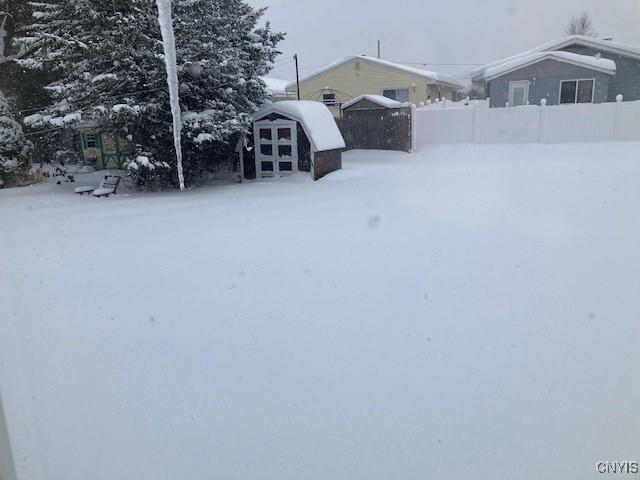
0,88,32,187
15,0,283,187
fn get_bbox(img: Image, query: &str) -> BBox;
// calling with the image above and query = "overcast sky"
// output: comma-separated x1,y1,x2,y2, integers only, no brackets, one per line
248,0,640,81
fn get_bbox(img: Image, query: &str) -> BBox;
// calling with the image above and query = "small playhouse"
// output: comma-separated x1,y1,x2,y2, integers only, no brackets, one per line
239,101,345,181
76,121,134,170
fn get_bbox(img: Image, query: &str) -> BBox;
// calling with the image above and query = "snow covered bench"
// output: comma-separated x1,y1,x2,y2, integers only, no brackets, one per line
75,175,121,197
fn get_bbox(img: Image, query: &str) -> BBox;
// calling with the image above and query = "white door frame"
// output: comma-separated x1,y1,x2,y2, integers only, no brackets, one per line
508,80,530,107
253,120,298,178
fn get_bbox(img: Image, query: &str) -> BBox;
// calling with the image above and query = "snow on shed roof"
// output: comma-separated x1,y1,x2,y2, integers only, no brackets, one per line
287,56,465,91
254,101,345,152
260,76,293,96
341,94,408,110
473,35,638,80
484,51,616,80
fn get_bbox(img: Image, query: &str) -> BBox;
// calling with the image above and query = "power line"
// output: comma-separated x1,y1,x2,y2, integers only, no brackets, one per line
271,56,295,67
17,86,165,115
23,126,65,137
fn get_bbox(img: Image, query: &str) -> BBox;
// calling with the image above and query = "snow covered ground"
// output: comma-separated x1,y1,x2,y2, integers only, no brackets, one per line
2,143,640,480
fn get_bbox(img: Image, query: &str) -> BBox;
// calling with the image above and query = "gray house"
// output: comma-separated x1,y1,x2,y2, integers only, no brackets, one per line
472,36,640,108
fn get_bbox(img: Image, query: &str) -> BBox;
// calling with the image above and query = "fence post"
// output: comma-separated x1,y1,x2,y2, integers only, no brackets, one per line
613,94,623,140
479,100,490,144
410,103,417,152
472,101,480,143
538,98,547,143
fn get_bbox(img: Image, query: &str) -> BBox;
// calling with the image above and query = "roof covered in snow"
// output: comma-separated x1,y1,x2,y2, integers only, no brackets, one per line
483,51,616,80
474,35,639,80
253,101,345,152
287,56,465,91
341,94,408,110
260,77,293,97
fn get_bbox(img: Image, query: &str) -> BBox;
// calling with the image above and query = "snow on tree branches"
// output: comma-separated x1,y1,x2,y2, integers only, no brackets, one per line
15,0,284,188
0,89,32,187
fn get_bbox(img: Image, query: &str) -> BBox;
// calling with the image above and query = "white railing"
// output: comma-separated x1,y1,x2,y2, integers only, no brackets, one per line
414,97,640,148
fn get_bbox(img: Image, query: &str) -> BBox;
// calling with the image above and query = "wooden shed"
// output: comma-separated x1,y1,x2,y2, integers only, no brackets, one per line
339,95,412,152
241,101,345,181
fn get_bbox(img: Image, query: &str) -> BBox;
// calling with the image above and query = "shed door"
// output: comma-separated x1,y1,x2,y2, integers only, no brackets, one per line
254,121,298,178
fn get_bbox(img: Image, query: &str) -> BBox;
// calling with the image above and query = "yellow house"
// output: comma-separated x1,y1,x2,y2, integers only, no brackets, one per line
286,55,465,116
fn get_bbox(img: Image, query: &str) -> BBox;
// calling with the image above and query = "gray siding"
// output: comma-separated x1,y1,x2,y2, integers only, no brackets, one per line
560,44,640,102
488,59,611,107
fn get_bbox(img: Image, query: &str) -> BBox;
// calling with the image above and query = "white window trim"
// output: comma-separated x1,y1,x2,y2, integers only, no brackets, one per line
321,92,337,106
558,78,596,105
508,80,530,107
381,87,410,102
85,133,98,149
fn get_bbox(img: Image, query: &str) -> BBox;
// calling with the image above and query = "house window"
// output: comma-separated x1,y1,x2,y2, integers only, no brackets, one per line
560,79,594,104
84,133,98,148
382,88,409,103
322,93,337,106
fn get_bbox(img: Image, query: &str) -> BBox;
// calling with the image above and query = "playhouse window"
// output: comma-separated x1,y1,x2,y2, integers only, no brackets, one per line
84,133,98,148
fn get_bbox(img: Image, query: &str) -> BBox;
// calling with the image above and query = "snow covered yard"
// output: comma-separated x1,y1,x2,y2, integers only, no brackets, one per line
2,143,640,480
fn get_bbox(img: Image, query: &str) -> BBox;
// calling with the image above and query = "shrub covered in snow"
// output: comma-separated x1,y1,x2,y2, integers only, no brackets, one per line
125,154,173,191
14,0,284,189
0,89,33,188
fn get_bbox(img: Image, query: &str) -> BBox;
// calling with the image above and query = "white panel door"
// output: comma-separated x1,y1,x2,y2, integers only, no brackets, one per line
254,121,298,178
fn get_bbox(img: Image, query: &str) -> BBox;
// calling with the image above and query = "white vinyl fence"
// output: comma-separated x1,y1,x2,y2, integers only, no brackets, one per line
414,98,640,148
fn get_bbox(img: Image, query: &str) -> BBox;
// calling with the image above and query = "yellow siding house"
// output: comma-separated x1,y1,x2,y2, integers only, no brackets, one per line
286,55,465,116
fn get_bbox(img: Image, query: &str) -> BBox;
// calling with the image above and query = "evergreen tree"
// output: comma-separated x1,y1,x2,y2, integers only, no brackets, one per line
0,88,32,187
0,0,55,117
15,0,283,188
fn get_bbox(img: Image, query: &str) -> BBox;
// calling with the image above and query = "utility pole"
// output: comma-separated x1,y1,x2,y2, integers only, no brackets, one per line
294,53,301,100
377,40,381,59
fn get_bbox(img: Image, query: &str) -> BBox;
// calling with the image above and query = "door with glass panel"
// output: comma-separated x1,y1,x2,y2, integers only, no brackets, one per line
254,121,298,178
508,80,530,107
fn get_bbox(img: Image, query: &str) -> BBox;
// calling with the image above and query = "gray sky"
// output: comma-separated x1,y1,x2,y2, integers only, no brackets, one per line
248,0,640,81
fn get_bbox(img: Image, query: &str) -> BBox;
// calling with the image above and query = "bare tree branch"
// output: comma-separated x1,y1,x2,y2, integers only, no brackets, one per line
564,11,598,37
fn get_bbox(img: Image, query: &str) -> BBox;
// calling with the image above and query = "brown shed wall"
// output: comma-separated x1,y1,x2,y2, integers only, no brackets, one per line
313,149,342,180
